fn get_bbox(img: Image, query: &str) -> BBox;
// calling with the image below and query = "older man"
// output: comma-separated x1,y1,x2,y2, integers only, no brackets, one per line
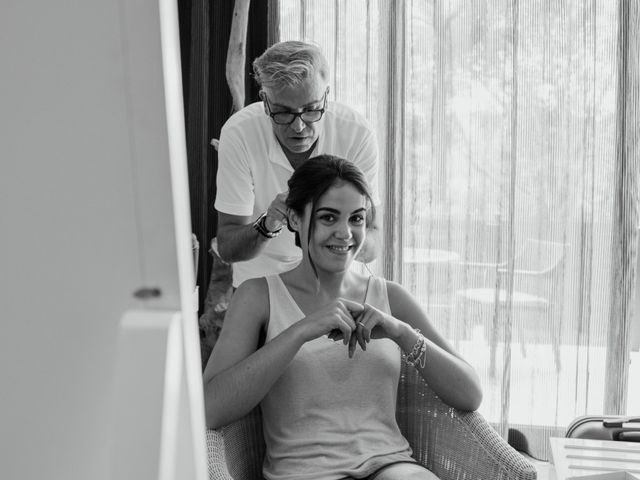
215,40,382,288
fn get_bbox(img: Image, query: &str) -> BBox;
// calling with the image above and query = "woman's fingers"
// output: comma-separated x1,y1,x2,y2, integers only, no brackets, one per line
338,298,366,355
334,306,360,354
328,308,353,346
339,298,365,317
356,305,383,344
354,309,368,351
323,302,399,357
348,330,358,357
355,323,367,351
322,302,374,357
363,310,374,343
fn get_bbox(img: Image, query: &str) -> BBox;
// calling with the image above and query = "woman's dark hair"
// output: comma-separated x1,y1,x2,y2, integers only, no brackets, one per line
286,155,375,270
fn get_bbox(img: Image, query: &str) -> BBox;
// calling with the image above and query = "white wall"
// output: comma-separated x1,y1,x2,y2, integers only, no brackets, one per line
0,1,203,478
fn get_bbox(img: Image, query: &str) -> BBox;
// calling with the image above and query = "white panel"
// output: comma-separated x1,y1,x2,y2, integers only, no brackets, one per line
0,0,206,478
111,310,203,480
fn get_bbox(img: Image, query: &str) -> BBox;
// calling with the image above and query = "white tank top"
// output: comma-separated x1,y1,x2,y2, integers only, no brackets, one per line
260,275,413,480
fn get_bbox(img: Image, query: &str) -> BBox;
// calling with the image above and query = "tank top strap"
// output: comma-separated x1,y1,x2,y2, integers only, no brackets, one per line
264,274,304,341
364,276,391,314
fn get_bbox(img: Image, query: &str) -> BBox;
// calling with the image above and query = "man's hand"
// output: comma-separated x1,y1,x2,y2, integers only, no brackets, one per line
264,192,289,232
216,192,291,263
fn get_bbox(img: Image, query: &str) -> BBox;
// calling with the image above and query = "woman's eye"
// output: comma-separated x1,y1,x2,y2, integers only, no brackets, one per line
319,214,336,222
350,215,365,225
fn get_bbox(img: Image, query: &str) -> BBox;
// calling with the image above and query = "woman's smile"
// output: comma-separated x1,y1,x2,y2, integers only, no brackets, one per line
326,243,354,254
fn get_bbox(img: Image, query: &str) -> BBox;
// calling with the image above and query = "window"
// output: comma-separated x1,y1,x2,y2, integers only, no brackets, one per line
279,0,639,460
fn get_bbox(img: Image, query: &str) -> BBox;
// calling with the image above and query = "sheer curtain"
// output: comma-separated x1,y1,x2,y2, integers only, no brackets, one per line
278,0,639,460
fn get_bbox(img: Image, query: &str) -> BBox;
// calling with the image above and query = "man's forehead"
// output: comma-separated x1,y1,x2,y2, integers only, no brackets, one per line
270,97,323,109
267,80,327,109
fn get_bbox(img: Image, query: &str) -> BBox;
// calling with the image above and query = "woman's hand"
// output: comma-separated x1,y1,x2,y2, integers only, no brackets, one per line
297,298,364,349
350,303,404,353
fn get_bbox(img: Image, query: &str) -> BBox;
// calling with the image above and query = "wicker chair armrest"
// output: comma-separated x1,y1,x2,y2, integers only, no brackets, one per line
206,429,234,480
443,409,537,480
206,408,265,480
397,367,537,480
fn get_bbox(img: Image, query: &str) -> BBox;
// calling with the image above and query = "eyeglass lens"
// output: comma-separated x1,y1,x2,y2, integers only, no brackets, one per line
272,110,323,125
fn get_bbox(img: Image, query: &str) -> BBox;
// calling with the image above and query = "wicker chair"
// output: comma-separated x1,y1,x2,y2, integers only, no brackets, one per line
206,363,537,480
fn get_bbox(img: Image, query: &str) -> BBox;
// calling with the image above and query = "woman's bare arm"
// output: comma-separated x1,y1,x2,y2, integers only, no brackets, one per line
386,280,483,411
203,278,306,428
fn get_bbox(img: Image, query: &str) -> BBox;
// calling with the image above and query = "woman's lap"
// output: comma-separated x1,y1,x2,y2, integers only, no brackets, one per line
367,461,440,480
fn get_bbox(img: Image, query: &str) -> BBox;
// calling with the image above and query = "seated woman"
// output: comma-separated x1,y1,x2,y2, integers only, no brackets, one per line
203,155,482,480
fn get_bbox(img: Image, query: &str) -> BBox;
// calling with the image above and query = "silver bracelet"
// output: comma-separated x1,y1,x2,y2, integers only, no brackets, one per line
404,329,427,369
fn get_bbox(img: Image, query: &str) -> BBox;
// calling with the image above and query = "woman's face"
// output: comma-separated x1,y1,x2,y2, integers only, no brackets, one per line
298,180,368,273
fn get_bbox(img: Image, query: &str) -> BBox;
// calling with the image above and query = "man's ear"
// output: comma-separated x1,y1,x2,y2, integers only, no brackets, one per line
259,90,268,114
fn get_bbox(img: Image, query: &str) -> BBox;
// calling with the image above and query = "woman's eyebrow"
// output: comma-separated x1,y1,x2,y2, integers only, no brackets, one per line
315,207,340,214
315,207,367,214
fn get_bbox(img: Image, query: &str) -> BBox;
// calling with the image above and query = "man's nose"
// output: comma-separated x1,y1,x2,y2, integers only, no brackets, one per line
289,115,306,133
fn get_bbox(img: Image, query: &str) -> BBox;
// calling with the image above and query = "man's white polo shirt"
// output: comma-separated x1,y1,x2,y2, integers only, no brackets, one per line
215,101,380,287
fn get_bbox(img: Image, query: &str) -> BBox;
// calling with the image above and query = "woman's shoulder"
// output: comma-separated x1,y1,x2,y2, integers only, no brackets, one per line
365,275,403,293
236,275,268,293
232,277,270,316
378,278,414,307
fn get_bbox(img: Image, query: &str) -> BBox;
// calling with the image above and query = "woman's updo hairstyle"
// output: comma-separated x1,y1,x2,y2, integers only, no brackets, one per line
286,155,375,249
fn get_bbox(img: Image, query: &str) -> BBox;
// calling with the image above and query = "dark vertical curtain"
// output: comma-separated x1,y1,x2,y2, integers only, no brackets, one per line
177,0,269,314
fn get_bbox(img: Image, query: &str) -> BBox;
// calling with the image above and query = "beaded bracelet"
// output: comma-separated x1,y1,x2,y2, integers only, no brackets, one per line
404,329,427,369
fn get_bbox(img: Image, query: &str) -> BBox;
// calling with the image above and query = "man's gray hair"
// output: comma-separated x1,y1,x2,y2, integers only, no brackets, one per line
253,41,329,91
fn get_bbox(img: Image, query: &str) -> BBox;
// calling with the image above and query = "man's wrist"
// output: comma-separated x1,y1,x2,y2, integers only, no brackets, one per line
252,212,283,239
263,215,282,232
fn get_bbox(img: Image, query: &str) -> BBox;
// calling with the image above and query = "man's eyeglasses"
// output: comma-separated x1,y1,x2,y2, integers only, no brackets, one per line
263,91,328,125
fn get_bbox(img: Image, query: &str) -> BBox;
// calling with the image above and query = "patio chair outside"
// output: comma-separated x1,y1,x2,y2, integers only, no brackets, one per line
456,238,568,372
